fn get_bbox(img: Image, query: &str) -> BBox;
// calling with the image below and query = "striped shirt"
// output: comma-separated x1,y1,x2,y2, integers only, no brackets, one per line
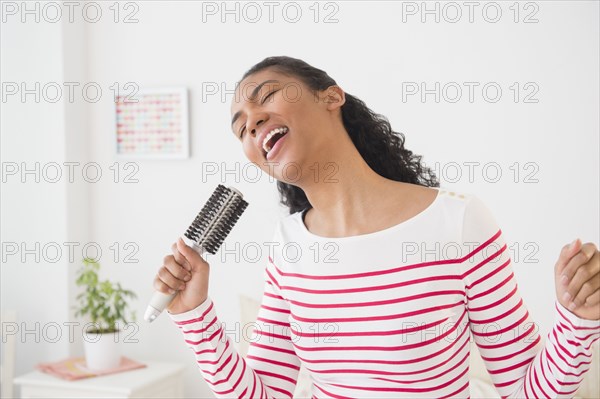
168,188,600,398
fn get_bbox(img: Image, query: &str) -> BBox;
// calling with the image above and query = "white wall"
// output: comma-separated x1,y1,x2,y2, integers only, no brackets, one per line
1,8,89,377
2,2,598,398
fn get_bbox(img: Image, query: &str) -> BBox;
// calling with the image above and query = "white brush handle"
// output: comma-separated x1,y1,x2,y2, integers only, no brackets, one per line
144,238,204,322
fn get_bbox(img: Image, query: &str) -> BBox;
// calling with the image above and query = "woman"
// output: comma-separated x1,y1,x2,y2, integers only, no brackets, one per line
154,56,600,398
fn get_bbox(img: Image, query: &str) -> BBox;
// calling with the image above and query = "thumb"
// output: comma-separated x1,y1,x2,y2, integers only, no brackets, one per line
568,238,582,254
556,238,582,275
176,237,206,269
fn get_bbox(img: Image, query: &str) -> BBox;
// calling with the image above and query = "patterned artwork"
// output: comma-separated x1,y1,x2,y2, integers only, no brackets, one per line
115,88,189,158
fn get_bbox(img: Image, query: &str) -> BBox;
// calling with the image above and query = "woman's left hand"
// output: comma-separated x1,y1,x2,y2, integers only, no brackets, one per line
555,238,600,320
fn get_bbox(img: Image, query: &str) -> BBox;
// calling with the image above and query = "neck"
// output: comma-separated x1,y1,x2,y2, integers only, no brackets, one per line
293,128,398,236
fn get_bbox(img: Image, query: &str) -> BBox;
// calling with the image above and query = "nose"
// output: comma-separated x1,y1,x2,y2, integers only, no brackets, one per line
247,111,268,135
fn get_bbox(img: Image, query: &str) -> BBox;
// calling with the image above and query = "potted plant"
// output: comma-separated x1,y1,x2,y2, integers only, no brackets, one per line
73,257,137,370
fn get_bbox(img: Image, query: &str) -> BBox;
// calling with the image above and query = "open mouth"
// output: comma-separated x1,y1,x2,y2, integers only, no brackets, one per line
262,127,289,158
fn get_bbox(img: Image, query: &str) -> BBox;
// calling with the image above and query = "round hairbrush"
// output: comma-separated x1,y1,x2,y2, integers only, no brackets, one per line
144,185,248,322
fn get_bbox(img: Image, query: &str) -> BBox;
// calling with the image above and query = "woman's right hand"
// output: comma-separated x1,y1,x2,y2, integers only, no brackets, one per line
153,237,210,314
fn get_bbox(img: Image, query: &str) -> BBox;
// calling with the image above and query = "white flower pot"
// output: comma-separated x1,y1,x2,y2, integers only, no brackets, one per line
83,330,122,371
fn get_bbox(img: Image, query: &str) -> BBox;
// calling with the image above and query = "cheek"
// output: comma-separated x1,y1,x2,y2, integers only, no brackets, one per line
242,139,259,160
285,103,322,132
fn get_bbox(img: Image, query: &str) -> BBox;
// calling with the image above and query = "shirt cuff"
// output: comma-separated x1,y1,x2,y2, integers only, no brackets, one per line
166,296,214,323
555,299,600,329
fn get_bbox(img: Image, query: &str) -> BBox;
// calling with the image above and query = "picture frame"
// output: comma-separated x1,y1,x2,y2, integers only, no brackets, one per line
114,87,189,159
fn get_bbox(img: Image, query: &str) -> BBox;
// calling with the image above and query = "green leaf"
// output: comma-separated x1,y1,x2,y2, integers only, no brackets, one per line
73,258,137,327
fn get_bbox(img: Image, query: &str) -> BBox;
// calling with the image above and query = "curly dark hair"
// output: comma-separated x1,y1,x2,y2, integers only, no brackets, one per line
239,56,439,215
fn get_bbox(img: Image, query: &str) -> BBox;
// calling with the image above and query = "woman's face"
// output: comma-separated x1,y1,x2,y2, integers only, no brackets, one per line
230,68,343,184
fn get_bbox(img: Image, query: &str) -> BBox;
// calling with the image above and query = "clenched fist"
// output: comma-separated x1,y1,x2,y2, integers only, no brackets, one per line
555,238,600,320
153,238,211,315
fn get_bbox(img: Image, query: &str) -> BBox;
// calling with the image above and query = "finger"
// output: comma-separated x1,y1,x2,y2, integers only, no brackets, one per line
177,237,207,267
580,250,600,306
163,254,192,283
171,242,192,274
153,274,177,295
159,256,188,288
563,250,599,306
559,242,596,285
585,289,600,307
555,238,582,279
570,269,600,309
157,266,186,291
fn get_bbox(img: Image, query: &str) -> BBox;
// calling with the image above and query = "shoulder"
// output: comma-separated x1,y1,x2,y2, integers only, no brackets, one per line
422,185,475,219
427,187,499,239
453,190,502,243
396,182,473,208
431,186,484,211
428,188,504,260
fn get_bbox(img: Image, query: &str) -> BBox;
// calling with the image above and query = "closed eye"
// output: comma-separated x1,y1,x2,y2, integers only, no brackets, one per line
261,90,277,104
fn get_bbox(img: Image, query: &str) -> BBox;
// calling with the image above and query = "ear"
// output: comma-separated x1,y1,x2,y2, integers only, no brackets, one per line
322,85,346,111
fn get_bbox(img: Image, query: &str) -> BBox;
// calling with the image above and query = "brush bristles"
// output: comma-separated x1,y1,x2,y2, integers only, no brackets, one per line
184,185,249,255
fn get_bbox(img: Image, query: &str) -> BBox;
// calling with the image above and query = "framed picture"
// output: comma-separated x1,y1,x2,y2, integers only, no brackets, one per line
114,87,189,159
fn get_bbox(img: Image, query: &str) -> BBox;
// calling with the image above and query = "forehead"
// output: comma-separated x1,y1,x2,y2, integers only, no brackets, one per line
230,69,297,112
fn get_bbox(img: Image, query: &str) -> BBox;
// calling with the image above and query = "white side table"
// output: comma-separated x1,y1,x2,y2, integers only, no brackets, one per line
14,360,186,398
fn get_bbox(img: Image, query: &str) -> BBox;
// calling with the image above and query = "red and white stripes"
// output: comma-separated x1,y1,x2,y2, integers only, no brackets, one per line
168,191,600,398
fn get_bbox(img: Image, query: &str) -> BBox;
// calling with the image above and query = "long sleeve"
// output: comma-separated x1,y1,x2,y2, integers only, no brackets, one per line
168,253,301,398
460,194,600,398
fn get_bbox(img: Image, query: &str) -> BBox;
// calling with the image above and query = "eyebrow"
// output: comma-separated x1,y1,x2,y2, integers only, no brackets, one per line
230,79,279,130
